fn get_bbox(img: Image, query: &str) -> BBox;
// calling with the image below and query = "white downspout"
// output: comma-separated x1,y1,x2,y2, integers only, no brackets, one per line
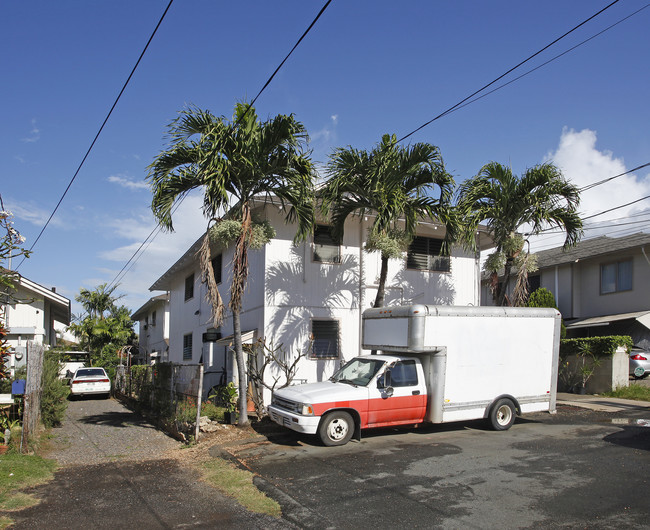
358,219,365,355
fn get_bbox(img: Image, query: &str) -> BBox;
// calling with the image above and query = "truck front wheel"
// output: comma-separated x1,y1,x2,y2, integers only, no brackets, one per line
319,411,354,446
489,399,516,431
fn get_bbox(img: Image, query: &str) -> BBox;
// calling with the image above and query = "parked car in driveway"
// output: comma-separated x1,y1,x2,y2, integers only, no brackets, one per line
630,349,650,379
70,367,111,398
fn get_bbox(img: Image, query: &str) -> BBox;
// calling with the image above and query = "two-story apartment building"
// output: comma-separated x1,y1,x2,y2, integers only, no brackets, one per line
483,233,650,349
131,294,170,365
148,198,494,401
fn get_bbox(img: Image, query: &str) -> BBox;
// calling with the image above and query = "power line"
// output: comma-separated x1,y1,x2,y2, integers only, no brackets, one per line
580,162,650,192
583,195,650,221
15,0,176,270
397,0,622,143
431,4,650,124
105,0,333,289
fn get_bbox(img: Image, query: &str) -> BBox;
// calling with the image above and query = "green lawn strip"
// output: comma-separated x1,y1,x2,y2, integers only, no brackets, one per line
200,457,281,517
0,452,57,511
601,384,650,402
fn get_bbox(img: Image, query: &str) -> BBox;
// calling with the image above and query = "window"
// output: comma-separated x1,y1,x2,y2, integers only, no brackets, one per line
311,320,340,359
151,310,157,327
183,333,193,361
601,259,633,294
389,360,419,387
406,236,450,272
184,273,195,301
313,225,340,263
211,254,222,284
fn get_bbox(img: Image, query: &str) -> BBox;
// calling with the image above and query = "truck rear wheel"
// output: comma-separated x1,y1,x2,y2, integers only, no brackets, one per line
489,399,516,431
319,411,354,446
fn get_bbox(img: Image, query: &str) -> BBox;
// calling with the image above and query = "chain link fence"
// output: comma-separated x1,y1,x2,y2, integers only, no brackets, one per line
115,362,205,440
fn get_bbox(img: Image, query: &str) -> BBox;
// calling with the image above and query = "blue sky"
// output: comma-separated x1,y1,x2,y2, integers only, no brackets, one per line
2,0,649,316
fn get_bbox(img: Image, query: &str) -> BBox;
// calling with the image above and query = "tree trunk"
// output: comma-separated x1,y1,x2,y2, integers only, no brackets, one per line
232,308,248,426
373,254,389,308
497,258,514,306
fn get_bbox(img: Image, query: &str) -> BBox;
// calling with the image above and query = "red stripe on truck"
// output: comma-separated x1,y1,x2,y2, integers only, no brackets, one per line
313,394,426,428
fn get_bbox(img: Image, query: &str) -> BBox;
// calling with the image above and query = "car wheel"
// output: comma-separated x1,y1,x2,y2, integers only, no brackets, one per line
318,411,354,446
489,398,516,431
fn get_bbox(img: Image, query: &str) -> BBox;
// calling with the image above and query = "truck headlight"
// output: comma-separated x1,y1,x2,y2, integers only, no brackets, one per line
300,403,314,416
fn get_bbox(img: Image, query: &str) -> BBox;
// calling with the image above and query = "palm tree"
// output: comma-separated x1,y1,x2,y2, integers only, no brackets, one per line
148,103,315,425
76,283,122,320
322,134,456,308
456,161,583,306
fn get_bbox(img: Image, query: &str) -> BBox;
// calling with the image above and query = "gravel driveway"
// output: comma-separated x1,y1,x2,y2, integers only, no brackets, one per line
8,397,293,529
44,396,180,466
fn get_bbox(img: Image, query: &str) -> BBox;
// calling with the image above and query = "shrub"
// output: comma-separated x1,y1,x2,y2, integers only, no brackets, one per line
560,336,633,358
41,350,69,428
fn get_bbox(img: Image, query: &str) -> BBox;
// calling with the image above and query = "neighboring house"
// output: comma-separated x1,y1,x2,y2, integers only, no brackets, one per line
482,232,650,350
131,294,170,365
1,275,71,362
148,197,494,403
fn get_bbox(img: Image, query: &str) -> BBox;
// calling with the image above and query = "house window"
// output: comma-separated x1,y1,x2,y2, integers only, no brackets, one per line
311,320,340,359
183,333,193,361
184,273,195,301
211,254,222,284
600,259,633,294
407,236,450,272
151,310,157,327
313,225,340,263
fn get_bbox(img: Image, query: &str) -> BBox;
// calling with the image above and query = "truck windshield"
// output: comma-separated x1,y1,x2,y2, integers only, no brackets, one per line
330,358,385,387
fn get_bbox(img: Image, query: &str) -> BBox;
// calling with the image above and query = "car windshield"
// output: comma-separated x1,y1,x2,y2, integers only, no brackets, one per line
330,358,385,387
75,369,106,377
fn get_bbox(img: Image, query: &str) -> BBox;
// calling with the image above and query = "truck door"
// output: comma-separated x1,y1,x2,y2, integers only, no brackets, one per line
366,360,427,427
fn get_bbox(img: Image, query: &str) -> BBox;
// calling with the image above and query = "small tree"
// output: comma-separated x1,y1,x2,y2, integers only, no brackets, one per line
68,284,136,379
245,339,308,420
41,350,70,427
527,287,566,338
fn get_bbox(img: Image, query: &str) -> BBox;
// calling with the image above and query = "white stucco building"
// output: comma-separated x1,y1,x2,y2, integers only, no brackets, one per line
131,294,170,364
148,199,493,402
1,275,71,362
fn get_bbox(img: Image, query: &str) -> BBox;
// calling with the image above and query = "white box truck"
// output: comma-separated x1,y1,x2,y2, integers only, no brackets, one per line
268,304,561,446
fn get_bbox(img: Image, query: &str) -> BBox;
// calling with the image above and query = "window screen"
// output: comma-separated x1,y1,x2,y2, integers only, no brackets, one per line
211,254,222,284
312,320,340,359
183,333,193,360
184,273,195,301
313,225,340,263
407,236,450,272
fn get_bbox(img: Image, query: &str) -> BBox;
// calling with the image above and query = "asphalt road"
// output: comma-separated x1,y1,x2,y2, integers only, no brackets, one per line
226,405,650,529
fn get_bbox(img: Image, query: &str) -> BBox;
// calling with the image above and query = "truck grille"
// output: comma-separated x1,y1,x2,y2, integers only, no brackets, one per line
273,396,299,413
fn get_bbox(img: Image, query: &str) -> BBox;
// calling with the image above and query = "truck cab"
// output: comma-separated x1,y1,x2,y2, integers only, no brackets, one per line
268,354,428,446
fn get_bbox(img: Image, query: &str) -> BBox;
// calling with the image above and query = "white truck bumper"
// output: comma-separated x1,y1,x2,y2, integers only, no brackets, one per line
267,405,320,434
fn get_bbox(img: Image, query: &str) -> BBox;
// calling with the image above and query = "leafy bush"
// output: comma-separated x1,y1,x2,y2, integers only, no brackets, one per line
41,350,69,428
560,336,633,358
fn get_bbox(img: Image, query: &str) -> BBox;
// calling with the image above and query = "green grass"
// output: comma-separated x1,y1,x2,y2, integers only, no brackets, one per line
200,458,281,517
0,452,57,513
602,384,650,402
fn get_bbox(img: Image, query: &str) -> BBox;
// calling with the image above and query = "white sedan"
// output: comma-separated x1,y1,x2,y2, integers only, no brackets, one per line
70,367,111,399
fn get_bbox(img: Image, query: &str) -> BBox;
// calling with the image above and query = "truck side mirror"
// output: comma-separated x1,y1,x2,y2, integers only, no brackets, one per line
377,370,393,396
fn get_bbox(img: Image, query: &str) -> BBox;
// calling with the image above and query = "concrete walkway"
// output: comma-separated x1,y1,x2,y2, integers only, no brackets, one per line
557,392,650,413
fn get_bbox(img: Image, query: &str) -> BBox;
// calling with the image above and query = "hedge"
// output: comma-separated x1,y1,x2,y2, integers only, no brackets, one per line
560,336,633,358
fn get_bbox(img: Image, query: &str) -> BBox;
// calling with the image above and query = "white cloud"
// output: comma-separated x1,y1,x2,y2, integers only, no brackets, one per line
7,199,63,228
97,192,208,310
21,119,40,143
108,175,149,191
528,128,650,251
